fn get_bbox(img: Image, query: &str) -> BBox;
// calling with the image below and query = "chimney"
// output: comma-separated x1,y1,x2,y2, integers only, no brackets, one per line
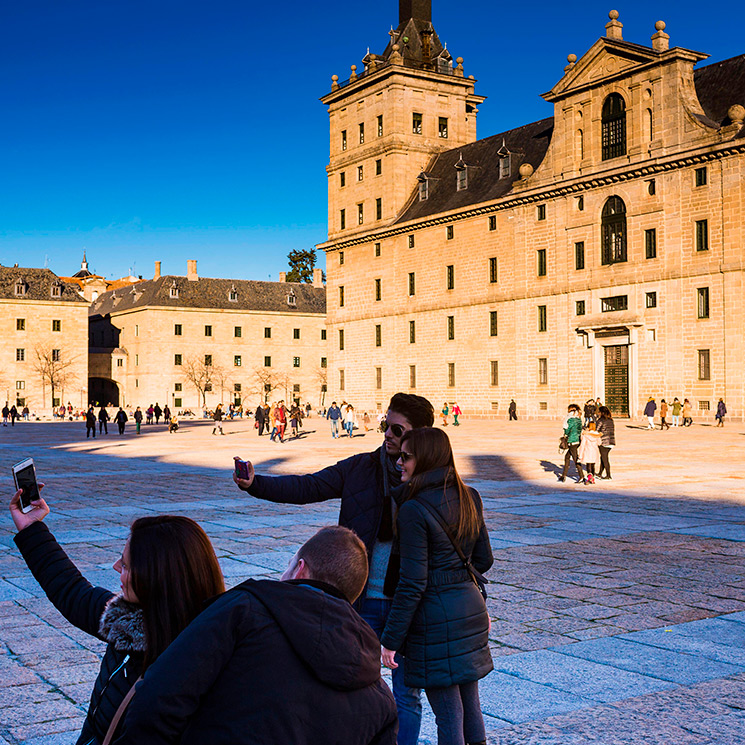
186,259,198,282
400,0,431,24
278,272,287,283
154,261,161,280
313,268,324,288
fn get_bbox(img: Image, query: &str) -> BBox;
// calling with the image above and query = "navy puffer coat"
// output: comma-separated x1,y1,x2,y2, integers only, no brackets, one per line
381,468,493,688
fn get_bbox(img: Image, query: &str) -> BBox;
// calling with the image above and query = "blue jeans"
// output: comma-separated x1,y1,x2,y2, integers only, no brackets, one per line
345,421,354,437
329,419,340,437
359,597,422,745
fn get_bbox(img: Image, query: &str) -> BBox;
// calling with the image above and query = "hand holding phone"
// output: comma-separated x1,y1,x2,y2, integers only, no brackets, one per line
12,458,39,513
10,461,49,533
233,457,255,489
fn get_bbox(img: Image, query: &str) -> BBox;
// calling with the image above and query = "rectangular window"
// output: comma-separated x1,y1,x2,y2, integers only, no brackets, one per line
412,112,422,134
499,155,511,179
135,354,139,366
321,357,327,368
339,251,344,265
447,362,455,387
376,367,382,390
456,168,467,191
490,360,499,386
645,291,657,308
446,225,454,240
117,359,123,367
489,215,496,231
339,369,345,391
446,265,454,290
377,115,383,137
489,257,498,283
293,356,301,368
576,195,584,211
293,328,301,339
204,325,212,337
409,320,416,343
576,300,586,316
204,354,212,366
175,383,182,391
174,324,182,336
538,358,548,385
52,319,61,332
234,326,242,338
537,249,547,277
340,172,346,187
49,349,60,363
174,354,182,366
376,198,382,220
698,349,711,380
375,159,382,176
489,311,498,337
234,355,242,367
408,272,415,296
341,130,347,151
537,204,546,221
696,219,709,251
16,380,25,390
375,324,382,347
358,203,364,225
264,327,272,338
447,315,455,340
408,235,415,249
695,167,707,187
339,329,345,350
359,122,364,144
409,365,416,389
647,178,656,195
697,287,710,318
645,228,657,259
16,319,25,331
374,242,381,257
575,242,585,270
174,397,182,408
601,295,629,312
357,165,363,182
438,117,448,138
538,305,547,332
375,278,381,301
340,209,346,230
321,329,327,340
339,286,345,307
264,355,271,367
135,325,139,337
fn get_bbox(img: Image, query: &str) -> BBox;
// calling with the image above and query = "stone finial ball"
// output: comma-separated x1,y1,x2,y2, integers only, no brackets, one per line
392,44,399,51
456,57,464,64
567,54,577,63
331,75,338,81
519,163,534,178
609,10,619,20
351,65,357,71
728,104,745,124
655,20,666,31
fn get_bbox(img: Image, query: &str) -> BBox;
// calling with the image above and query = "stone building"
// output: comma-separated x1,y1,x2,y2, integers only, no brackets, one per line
88,260,327,411
59,252,139,303
0,266,89,411
319,1,745,419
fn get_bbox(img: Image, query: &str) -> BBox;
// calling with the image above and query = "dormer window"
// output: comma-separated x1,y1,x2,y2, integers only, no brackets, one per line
417,172,429,201
455,155,468,191
14,280,27,297
497,140,511,179
50,282,62,298
287,291,297,307
229,285,238,302
169,281,179,299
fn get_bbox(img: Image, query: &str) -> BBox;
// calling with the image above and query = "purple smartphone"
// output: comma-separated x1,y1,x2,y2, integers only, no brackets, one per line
234,460,250,480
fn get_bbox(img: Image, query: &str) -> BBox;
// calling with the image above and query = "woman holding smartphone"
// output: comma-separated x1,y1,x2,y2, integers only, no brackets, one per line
9,488,225,745
380,428,493,745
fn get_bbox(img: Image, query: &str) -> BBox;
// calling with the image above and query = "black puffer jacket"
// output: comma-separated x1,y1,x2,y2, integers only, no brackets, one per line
117,579,398,744
14,522,144,745
381,468,494,688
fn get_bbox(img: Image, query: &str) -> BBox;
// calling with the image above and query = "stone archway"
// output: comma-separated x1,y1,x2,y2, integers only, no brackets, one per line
88,377,120,407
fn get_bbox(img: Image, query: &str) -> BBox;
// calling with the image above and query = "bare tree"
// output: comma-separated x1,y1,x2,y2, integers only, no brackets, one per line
212,365,232,405
252,367,289,404
182,355,225,409
32,346,78,410
315,367,328,408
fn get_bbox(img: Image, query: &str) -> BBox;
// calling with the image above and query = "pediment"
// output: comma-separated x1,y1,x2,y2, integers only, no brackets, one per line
543,39,659,102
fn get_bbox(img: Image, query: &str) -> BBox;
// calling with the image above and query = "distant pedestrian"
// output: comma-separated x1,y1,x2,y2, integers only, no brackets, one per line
643,398,656,429
22,405,29,421
441,402,449,426
212,404,224,435
275,401,287,441
583,399,597,427
163,404,171,424
326,401,342,438
508,399,517,421
115,407,128,435
559,404,585,483
671,397,682,427
134,406,143,434
659,399,670,430
85,407,97,439
578,422,602,483
169,414,179,433
716,398,727,427
255,403,267,436
98,406,109,434
596,406,615,480
154,403,162,424
451,402,462,426
344,405,356,437
9,405,18,426
146,405,154,425
682,398,693,427
363,411,371,432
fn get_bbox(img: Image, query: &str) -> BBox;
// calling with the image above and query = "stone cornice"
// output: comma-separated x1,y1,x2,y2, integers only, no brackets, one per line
318,140,745,253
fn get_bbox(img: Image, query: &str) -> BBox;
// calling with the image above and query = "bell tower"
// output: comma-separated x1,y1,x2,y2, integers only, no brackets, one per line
321,0,485,242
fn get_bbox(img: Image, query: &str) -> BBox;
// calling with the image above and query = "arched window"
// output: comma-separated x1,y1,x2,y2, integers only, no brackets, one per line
601,196,627,265
646,108,653,142
602,93,626,160
576,128,584,161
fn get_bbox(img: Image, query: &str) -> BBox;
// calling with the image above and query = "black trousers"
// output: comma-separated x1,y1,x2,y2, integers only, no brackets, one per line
99,421,108,434
561,444,584,480
118,423,125,435
509,411,517,420
598,446,612,478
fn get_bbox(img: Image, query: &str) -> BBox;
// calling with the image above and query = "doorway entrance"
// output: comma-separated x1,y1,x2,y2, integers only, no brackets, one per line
604,345,629,416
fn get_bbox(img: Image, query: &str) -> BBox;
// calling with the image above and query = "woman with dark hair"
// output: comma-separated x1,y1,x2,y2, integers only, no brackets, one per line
380,427,493,745
596,405,616,480
9,488,225,745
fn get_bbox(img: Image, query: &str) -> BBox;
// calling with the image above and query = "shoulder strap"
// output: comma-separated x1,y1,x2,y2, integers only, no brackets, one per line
102,675,143,745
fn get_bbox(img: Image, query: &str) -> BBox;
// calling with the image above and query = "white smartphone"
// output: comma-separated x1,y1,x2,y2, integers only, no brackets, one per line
12,458,40,514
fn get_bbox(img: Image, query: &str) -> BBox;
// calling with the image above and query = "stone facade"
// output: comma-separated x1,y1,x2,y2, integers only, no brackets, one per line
88,261,327,411
319,4,745,419
0,266,89,411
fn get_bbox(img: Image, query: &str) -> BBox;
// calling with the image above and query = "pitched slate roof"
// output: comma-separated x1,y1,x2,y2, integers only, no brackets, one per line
395,53,745,224
89,276,326,317
0,266,87,303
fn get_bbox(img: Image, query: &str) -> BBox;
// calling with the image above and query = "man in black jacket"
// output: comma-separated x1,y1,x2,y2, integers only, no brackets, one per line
232,392,434,745
254,402,267,435
117,527,397,745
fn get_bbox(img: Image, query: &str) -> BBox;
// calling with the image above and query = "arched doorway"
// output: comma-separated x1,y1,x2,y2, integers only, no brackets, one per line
88,377,120,407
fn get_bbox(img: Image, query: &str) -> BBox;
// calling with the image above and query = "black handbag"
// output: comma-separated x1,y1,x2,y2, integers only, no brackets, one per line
559,435,569,452
414,497,489,601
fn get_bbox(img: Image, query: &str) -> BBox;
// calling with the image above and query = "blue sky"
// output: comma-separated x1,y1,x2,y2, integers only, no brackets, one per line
1,1,740,282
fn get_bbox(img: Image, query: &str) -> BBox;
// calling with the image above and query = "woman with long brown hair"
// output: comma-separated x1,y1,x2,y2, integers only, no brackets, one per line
10,487,225,745
380,427,493,745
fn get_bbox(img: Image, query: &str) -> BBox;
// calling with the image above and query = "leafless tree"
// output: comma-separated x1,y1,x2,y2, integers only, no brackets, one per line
252,367,289,404
182,355,225,408
315,367,328,408
32,346,78,410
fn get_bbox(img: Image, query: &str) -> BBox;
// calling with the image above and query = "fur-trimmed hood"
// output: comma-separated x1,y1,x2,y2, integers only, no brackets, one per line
99,595,146,652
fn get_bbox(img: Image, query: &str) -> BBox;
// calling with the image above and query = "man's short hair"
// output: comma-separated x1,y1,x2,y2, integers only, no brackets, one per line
297,526,368,603
387,393,434,429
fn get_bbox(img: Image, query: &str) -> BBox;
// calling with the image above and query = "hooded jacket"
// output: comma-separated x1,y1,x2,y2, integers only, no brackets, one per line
117,579,397,745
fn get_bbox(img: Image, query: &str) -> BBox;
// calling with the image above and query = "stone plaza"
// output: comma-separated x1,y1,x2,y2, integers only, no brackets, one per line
1,413,745,744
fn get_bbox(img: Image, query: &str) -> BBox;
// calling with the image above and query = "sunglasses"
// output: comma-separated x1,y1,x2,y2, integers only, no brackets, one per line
398,451,415,462
381,420,406,438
